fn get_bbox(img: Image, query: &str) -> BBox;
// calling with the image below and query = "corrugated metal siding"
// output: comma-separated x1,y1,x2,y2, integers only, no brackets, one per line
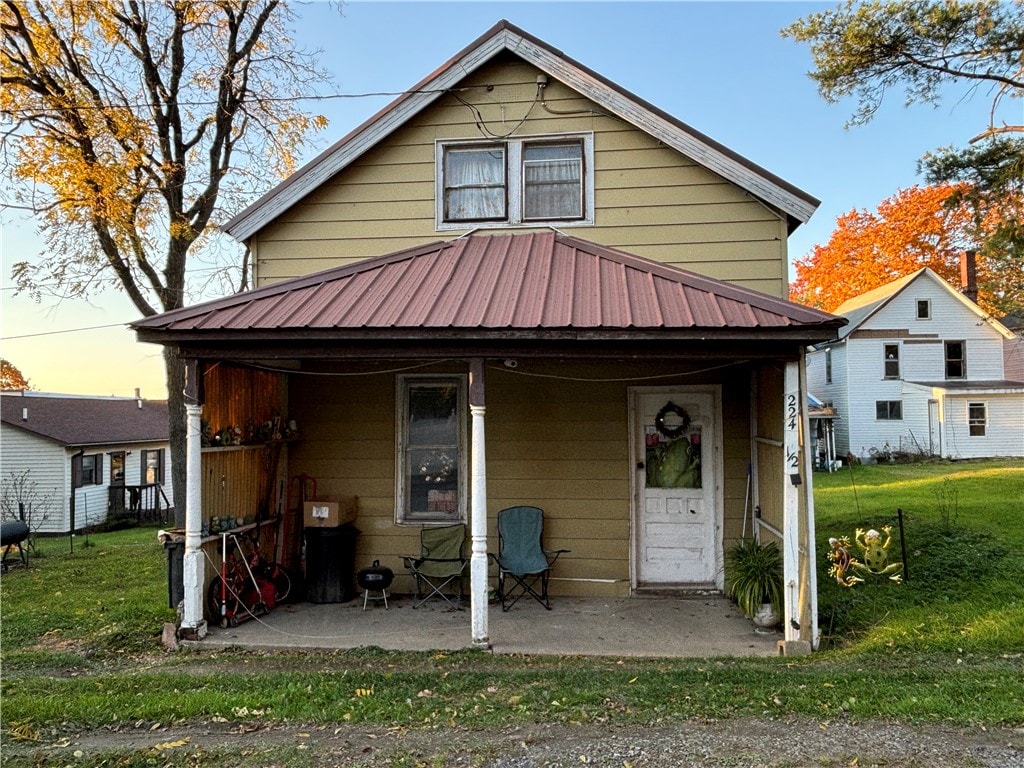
143,232,835,335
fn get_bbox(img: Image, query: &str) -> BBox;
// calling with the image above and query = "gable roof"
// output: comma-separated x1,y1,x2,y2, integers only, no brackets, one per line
134,232,842,343
0,393,169,447
223,20,819,242
831,268,1015,342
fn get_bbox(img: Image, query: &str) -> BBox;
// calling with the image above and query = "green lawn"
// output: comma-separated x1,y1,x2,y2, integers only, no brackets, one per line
2,458,1022,744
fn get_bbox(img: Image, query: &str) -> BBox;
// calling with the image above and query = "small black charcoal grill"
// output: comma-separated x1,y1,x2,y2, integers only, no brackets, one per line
357,560,393,610
1,520,30,572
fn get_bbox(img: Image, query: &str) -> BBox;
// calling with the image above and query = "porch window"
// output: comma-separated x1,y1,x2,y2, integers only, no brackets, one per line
141,449,165,485
945,341,966,379
883,344,900,379
396,375,467,524
875,400,902,420
968,402,987,436
72,453,103,488
437,134,593,229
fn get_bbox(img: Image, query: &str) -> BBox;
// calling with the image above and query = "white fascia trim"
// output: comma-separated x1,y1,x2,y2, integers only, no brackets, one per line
511,37,818,224
226,33,514,242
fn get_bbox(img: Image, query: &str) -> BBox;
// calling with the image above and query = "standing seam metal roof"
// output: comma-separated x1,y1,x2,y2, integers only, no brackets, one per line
133,232,840,335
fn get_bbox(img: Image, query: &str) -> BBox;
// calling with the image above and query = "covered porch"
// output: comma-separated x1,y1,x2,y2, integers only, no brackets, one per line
134,232,843,654
193,595,782,658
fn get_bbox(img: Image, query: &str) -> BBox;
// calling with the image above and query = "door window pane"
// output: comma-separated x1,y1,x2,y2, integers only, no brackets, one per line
645,423,702,488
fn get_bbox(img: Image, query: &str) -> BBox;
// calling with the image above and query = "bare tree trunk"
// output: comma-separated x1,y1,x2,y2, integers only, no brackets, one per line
164,347,187,529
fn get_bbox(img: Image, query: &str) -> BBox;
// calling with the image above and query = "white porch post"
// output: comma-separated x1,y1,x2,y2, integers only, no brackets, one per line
181,400,207,639
782,359,814,653
799,354,821,649
468,359,490,649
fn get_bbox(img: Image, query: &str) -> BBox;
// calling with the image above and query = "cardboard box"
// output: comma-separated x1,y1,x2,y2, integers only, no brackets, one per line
303,497,357,528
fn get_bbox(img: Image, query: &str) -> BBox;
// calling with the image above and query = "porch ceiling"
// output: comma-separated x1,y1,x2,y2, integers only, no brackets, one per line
134,233,843,353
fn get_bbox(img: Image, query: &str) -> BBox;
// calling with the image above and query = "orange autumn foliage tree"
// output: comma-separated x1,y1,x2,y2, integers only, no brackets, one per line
1,1,332,526
790,185,1008,315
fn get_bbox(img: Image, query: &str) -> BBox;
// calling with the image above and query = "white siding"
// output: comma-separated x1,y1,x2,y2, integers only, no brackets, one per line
0,426,66,534
0,426,174,534
837,272,1022,458
806,343,851,455
866,279,1007,381
943,395,1024,459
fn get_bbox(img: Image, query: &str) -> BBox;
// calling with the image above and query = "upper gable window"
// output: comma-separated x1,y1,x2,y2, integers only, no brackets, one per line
916,299,931,320
437,134,594,230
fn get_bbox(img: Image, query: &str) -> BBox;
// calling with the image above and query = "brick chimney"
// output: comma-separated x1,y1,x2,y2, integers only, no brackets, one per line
959,250,978,303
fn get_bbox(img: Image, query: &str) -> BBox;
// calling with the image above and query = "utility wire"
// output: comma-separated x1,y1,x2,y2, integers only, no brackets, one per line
3,322,129,340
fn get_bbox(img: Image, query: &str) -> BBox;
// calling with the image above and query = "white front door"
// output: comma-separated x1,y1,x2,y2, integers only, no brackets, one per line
632,389,719,588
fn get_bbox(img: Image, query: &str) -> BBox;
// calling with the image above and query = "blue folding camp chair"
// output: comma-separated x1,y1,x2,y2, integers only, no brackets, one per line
402,524,468,609
493,506,569,611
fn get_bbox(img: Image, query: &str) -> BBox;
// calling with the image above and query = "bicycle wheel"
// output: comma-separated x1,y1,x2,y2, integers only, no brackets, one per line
207,575,239,628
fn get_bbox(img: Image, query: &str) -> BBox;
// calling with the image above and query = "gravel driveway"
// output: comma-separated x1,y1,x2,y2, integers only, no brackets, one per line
6,717,1023,767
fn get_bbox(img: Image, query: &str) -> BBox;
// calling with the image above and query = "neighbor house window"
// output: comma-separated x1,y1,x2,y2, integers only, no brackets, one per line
883,344,900,379
437,134,593,229
141,449,165,485
968,402,987,436
945,341,966,379
876,400,902,420
72,453,103,488
396,376,467,524
916,299,931,320
825,348,833,384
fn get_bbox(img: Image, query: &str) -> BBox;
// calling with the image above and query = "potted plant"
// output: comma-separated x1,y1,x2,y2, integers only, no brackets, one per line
725,537,783,628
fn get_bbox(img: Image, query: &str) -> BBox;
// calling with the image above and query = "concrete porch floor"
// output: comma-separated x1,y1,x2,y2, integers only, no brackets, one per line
197,594,783,658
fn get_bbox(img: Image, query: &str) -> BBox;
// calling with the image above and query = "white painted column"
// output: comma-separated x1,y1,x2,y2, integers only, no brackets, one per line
469,402,490,648
181,402,207,639
799,354,821,649
782,361,802,645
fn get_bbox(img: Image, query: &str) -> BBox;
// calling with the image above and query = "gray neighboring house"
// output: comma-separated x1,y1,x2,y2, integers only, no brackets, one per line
0,391,174,533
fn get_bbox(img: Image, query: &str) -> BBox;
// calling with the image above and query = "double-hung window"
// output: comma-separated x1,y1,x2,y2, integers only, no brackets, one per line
968,402,987,436
437,134,593,229
396,376,467,524
142,449,165,485
72,453,103,488
883,344,900,379
945,341,966,379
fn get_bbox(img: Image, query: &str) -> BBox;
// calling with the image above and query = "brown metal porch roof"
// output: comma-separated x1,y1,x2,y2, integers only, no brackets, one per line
133,232,842,342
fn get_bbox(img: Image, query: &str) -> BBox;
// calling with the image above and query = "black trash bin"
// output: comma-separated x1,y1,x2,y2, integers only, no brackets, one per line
304,524,359,603
164,538,184,609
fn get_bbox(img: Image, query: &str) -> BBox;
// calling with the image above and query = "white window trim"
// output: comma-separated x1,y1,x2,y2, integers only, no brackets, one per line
916,299,931,320
394,374,468,525
883,343,900,379
967,401,987,437
435,132,595,231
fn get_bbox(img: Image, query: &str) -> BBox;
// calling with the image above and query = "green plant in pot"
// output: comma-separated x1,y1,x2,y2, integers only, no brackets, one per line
725,537,783,628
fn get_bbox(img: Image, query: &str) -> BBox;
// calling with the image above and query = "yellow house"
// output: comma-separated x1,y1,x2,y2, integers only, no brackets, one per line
135,21,843,652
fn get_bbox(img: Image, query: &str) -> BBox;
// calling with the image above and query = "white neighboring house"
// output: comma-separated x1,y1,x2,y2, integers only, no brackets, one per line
806,268,1024,461
0,391,174,533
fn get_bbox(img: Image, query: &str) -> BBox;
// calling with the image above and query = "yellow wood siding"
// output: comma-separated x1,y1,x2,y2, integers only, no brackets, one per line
252,57,789,297
284,360,754,599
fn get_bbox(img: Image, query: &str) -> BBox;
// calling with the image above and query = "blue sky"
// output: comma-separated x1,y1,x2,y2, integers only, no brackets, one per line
1,1,995,397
